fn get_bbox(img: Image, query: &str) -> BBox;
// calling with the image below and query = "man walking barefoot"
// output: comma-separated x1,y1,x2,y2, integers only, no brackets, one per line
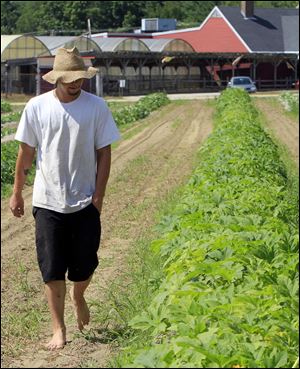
9,47,120,350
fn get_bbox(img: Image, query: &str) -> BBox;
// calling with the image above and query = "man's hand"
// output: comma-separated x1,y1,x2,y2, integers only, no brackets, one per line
9,142,35,218
92,195,103,215
92,145,111,216
9,193,24,218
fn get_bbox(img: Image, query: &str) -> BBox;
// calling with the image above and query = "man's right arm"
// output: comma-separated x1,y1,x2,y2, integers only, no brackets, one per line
9,143,36,218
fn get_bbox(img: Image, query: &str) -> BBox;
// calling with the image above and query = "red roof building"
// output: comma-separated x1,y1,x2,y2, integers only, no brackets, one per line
153,11,249,53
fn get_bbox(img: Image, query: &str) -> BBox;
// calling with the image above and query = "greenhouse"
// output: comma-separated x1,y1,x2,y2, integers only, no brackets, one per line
1,35,51,61
142,38,195,53
36,36,102,56
91,37,150,52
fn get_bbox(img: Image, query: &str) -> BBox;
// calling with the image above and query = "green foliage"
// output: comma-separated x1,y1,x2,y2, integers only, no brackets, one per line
117,89,299,368
279,92,299,118
1,127,16,138
1,140,19,186
3,1,298,34
1,140,36,198
1,0,20,34
1,111,22,124
111,93,170,127
1,100,12,113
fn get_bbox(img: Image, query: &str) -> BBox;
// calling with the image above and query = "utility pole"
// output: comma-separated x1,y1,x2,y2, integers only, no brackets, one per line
87,19,91,38
87,19,92,51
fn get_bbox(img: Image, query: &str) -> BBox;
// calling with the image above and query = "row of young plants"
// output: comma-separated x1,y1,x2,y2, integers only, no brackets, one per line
1,100,12,113
1,101,22,140
278,92,299,118
1,93,170,198
1,111,22,126
116,89,299,368
111,92,170,126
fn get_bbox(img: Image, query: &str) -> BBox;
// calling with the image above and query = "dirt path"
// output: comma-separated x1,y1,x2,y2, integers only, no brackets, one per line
254,98,299,168
1,100,214,368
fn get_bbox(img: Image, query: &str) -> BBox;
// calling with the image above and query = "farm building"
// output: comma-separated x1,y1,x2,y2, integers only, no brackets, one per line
1,1,299,96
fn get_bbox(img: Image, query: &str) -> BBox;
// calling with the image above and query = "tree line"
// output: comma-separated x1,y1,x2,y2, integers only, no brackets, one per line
1,1,298,35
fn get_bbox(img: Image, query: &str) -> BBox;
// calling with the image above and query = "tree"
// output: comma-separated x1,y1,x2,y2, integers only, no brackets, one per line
3,0,299,35
63,1,90,32
85,1,113,31
1,1,20,34
159,1,185,20
110,1,145,28
183,1,221,23
122,11,138,29
14,1,42,33
144,1,165,18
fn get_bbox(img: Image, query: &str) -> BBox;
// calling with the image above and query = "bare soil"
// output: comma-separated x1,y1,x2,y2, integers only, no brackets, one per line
1,100,214,368
254,98,299,168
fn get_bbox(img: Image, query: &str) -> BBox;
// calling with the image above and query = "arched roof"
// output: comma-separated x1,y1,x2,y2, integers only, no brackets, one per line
1,35,51,61
36,36,102,55
63,36,102,55
142,38,195,52
1,34,195,63
37,36,101,56
92,37,150,52
35,36,78,55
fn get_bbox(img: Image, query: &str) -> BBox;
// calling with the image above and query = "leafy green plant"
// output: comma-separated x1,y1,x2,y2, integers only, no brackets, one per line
116,89,299,368
1,111,22,125
279,92,299,118
1,141,35,198
1,127,16,138
112,93,170,127
1,100,12,113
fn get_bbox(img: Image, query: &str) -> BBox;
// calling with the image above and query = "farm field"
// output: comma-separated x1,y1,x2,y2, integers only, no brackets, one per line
1,91,298,368
253,97,299,168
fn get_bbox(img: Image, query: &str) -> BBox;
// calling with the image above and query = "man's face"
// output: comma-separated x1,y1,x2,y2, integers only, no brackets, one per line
59,78,84,97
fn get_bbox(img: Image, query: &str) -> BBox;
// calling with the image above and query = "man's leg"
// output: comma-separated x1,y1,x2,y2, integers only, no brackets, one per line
45,280,67,349
69,275,92,330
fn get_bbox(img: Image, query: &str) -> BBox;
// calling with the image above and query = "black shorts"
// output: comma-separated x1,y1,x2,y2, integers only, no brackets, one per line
32,203,101,283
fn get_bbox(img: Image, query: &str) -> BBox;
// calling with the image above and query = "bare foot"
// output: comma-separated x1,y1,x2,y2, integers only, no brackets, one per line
69,287,90,331
45,327,66,350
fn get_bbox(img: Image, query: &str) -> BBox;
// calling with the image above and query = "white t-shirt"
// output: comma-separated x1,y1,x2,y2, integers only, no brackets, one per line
15,90,121,213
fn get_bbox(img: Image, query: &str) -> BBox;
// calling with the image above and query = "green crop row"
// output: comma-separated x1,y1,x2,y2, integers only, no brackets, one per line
1,111,22,125
118,89,299,368
1,127,17,138
1,100,12,113
112,93,170,126
278,92,299,118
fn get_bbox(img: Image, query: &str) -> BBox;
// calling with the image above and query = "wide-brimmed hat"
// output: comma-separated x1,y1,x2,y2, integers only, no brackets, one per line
42,47,98,84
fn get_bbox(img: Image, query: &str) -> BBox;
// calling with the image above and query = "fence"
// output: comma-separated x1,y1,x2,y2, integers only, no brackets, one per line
1,72,298,97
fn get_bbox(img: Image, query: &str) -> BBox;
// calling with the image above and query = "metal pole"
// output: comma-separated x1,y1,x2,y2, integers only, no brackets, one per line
5,63,8,98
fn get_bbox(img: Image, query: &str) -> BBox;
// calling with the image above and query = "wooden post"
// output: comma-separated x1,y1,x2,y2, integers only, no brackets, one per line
274,60,282,89
252,60,257,82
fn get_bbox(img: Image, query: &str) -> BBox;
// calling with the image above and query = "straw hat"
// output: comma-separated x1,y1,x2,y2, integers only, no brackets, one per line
42,47,98,84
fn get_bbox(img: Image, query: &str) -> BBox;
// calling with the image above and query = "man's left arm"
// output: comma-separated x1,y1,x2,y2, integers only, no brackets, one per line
92,145,111,215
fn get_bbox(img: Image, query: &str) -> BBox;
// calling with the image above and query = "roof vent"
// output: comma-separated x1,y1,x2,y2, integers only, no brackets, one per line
141,18,177,32
241,1,255,19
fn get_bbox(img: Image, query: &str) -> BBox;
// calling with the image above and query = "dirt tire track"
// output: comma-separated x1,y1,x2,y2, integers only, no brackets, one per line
2,100,213,368
254,98,299,168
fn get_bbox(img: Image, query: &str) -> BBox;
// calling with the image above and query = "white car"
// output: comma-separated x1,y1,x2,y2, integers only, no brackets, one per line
227,76,257,93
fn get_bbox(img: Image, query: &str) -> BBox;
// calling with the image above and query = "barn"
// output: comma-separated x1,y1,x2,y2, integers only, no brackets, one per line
1,1,298,96
149,1,299,88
